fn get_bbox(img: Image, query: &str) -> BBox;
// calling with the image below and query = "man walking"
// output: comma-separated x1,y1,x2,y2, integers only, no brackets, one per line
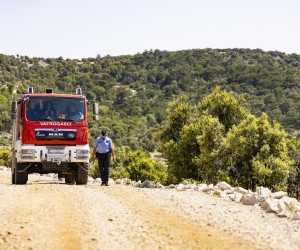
92,129,116,186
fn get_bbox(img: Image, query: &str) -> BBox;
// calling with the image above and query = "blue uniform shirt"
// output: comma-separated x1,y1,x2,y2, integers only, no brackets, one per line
94,136,112,153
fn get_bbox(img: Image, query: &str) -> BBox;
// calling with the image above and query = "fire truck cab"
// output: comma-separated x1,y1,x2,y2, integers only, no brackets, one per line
11,87,98,185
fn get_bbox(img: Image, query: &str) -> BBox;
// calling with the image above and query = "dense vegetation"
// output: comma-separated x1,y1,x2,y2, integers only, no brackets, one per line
0,48,300,193
158,88,298,192
1,48,300,149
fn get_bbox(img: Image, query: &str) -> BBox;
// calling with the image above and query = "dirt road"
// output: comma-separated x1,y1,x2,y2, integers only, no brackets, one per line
0,171,299,250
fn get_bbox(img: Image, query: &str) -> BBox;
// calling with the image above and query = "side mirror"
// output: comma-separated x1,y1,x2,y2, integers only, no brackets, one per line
93,103,99,115
11,101,17,119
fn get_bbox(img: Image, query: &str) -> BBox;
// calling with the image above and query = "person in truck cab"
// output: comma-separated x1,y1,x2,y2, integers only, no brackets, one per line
65,103,84,121
43,102,57,119
26,99,43,120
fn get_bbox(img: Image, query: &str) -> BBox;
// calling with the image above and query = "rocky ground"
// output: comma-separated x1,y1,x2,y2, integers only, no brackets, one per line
0,168,299,250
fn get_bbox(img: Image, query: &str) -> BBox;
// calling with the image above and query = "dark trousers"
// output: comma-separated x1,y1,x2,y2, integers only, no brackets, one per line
97,152,111,184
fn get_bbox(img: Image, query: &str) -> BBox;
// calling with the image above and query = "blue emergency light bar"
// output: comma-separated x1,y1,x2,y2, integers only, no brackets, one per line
76,88,82,95
28,86,34,93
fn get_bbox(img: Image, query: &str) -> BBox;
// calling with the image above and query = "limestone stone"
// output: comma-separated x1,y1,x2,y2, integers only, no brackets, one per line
241,194,258,205
214,190,224,196
198,184,208,191
115,179,122,184
203,186,215,193
233,192,243,203
266,200,279,213
234,187,248,194
94,178,102,183
108,178,115,185
261,198,273,210
216,181,231,190
176,183,185,191
272,191,288,199
183,180,189,185
256,186,271,197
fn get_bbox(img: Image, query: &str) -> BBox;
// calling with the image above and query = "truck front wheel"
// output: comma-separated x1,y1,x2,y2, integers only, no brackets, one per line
15,163,28,185
65,173,75,184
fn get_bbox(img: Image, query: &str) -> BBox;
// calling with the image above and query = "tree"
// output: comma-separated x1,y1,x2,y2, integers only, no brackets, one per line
222,113,295,191
197,86,249,131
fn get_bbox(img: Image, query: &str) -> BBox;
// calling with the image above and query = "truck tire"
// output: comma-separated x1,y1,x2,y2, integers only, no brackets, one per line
76,164,88,185
11,157,16,184
12,170,15,184
15,164,28,185
65,173,75,184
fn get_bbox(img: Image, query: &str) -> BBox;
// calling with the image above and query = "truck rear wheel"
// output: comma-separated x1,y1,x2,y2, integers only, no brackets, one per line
76,164,88,185
12,170,15,184
65,173,75,184
11,157,16,184
15,164,28,185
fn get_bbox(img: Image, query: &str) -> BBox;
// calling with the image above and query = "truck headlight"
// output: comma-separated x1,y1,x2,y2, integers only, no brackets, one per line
21,149,35,159
22,149,35,154
76,149,89,159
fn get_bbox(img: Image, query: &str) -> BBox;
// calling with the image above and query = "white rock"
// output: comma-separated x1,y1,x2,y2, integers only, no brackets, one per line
183,180,189,185
156,183,164,188
241,194,258,205
123,178,132,185
216,181,231,190
256,186,272,197
224,189,234,195
291,212,300,220
88,177,94,182
280,196,300,207
272,191,288,199
176,183,185,191
234,187,248,194
203,186,215,193
94,178,102,183
266,200,279,213
115,179,122,184
214,190,223,196
261,198,273,210
256,195,269,204
228,193,235,201
168,184,175,189
198,184,208,191
0,166,8,171
233,192,243,203
108,178,115,185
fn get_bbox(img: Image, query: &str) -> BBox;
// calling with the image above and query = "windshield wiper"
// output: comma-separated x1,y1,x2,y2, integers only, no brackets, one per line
63,119,76,122
39,118,53,121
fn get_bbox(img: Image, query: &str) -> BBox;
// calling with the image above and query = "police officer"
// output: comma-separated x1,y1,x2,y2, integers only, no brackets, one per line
92,129,116,186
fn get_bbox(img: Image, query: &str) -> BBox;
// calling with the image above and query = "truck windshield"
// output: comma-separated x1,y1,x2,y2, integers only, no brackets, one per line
26,97,85,122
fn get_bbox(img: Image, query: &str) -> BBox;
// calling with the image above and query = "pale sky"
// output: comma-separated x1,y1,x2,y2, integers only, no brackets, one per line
1,0,300,59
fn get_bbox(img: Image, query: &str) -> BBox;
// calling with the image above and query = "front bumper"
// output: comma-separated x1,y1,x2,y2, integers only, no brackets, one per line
15,142,90,164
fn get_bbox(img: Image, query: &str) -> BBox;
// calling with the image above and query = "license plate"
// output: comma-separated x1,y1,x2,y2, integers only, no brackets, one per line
48,149,64,154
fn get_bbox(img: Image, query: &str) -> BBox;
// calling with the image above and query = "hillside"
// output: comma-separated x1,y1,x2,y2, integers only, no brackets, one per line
1,48,300,150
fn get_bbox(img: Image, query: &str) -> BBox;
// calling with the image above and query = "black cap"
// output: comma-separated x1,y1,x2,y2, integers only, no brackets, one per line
101,129,107,136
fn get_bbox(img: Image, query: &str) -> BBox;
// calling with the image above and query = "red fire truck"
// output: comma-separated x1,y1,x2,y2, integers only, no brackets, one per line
11,87,98,185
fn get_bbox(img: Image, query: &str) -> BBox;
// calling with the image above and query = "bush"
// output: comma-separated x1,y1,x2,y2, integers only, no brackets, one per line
90,146,167,184
0,147,11,167
159,88,295,191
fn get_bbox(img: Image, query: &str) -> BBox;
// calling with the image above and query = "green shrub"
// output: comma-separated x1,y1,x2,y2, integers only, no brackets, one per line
0,147,11,167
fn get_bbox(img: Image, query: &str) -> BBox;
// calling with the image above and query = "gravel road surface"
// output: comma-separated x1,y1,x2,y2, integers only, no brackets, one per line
0,171,299,250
